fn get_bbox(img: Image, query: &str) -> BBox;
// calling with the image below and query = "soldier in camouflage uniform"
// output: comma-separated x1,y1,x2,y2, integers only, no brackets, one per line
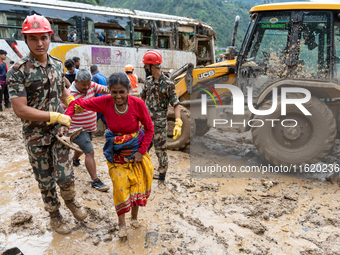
6,15,87,235
140,51,183,187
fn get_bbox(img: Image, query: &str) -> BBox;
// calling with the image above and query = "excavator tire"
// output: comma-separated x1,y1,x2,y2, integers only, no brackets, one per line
252,94,336,166
167,105,193,150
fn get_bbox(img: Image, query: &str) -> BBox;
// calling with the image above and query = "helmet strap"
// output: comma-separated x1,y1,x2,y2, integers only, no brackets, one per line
150,64,153,76
144,64,153,78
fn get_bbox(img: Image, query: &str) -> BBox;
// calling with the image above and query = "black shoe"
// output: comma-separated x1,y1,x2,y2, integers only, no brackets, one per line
73,159,81,167
91,178,109,192
157,180,166,189
153,170,159,180
0,107,2,112
5,103,11,108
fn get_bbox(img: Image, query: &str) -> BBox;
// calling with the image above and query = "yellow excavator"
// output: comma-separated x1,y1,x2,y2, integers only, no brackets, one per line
168,2,340,166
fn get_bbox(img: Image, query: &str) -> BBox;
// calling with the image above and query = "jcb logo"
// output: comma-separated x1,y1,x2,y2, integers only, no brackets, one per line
198,70,215,80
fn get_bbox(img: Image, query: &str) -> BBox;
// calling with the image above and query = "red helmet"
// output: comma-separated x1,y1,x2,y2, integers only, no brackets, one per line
141,50,162,64
21,14,53,35
124,64,134,72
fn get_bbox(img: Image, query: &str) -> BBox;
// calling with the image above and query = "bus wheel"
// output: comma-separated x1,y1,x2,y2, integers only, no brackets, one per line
252,94,336,166
167,106,192,150
195,119,211,136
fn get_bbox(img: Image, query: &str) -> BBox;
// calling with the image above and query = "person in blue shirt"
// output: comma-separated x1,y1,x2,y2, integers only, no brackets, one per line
95,33,105,42
0,50,10,111
67,30,77,42
90,64,108,127
116,31,127,46
64,59,78,85
91,64,107,85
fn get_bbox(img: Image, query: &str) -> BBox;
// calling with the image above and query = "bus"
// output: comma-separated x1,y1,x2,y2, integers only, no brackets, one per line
0,0,217,78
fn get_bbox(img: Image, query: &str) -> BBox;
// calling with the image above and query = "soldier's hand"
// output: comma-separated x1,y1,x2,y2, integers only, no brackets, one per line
74,104,84,114
47,112,71,127
57,126,69,137
173,118,183,140
65,96,84,113
0,85,2,90
65,95,75,106
133,151,143,166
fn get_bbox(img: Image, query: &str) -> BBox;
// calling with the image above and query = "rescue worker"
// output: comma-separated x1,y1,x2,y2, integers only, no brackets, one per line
6,14,87,235
140,50,182,188
124,64,140,92
217,53,224,62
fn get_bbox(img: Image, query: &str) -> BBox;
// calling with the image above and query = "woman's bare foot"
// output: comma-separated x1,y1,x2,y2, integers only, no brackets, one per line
118,227,127,240
130,219,141,229
118,214,127,240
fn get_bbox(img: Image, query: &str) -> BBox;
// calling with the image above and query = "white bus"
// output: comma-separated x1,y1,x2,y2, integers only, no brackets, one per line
0,0,216,77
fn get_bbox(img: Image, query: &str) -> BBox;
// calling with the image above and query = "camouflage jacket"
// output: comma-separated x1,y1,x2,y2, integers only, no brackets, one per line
7,53,65,146
140,73,180,121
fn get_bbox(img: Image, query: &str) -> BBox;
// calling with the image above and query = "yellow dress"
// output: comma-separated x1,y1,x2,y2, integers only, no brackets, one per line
107,153,153,216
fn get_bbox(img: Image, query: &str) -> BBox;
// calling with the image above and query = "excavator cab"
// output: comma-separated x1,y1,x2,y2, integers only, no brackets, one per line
171,2,340,167
237,10,335,99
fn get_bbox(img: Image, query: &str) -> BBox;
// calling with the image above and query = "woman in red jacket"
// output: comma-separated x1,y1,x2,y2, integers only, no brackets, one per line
66,72,154,239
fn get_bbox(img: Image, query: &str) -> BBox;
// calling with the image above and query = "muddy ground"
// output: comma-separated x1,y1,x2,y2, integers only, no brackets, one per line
1,108,340,255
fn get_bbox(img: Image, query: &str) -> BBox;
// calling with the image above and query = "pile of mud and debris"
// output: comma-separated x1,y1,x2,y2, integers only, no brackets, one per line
1,109,340,255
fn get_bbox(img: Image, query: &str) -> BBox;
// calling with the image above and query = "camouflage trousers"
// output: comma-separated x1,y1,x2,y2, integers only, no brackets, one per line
25,136,75,213
152,118,168,174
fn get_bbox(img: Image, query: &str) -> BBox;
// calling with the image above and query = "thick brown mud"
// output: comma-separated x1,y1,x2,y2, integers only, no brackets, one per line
1,109,340,255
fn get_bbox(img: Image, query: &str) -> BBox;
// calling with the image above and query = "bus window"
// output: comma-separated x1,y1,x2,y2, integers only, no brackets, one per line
116,30,129,46
198,40,211,58
106,29,119,46
180,33,195,51
49,23,76,43
32,8,80,43
178,26,194,51
134,28,152,47
158,36,169,49
0,12,27,40
84,13,131,46
50,24,63,42
47,18,78,43
93,28,105,44
155,20,173,49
